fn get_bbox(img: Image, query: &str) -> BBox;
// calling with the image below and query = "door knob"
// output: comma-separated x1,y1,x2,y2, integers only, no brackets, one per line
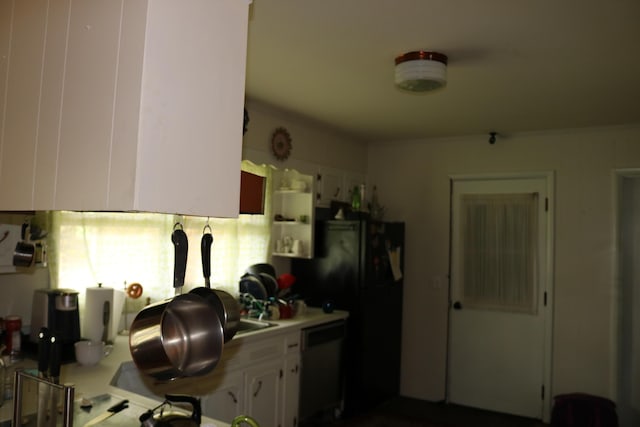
453,301,463,310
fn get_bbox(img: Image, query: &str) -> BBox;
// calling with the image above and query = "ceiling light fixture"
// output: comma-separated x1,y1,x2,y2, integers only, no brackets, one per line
394,51,448,92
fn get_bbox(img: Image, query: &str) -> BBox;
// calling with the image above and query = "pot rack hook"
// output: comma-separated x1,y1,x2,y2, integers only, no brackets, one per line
489,132,498,145
203,217,212,234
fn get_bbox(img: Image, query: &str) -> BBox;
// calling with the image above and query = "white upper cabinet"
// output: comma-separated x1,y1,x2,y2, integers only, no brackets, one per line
0,0,250,217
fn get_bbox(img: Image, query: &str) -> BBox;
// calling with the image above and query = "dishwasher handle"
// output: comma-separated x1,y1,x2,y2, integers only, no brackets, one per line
301,320,345,351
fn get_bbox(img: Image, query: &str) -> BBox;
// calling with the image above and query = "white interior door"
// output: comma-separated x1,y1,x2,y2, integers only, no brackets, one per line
448,174,552,420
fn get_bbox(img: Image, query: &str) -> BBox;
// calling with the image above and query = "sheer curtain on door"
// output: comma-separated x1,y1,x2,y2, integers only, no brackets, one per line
460,192,539,314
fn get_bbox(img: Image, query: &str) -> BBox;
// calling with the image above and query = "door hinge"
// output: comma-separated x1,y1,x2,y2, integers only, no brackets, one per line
280,368,283,379
545,197,549,212
544,291,547,306
541,385,545,400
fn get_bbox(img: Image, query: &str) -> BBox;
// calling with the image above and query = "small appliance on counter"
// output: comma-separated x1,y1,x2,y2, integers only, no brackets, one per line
83,284,125,344
30,288,81,362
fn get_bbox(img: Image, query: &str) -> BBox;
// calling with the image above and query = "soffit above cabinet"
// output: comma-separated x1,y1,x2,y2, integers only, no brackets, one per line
0,0,250,218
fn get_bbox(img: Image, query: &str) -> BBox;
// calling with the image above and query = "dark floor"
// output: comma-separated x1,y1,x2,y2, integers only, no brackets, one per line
303,397,549,427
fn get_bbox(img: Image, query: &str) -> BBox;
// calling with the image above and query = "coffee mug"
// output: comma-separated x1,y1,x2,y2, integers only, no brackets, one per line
74,340,112,366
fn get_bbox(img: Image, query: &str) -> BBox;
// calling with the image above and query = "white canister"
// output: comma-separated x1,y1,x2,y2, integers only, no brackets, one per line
83,285,125,343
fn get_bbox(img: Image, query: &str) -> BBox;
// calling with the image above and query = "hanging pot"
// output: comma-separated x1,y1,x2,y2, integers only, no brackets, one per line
189,225,240,342
129,224,224,381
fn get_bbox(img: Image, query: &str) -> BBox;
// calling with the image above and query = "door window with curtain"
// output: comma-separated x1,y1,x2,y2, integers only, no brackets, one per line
460,192,539,314
47,162,273,309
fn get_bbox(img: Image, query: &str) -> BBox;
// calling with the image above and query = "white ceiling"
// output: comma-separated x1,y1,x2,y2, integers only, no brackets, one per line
244,0,640,143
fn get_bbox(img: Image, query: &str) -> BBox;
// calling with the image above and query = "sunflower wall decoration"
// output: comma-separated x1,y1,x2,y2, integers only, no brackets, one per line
271,127,292,161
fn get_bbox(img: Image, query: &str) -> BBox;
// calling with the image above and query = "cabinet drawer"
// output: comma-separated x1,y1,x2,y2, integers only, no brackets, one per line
283,332,301,354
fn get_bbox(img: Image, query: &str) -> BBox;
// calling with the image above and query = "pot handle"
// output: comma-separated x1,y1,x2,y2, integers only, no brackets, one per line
164,395,201,424
171,225,188,290
201,227,213,287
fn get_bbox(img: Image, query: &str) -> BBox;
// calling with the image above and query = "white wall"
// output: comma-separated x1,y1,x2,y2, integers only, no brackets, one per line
367,125,640,403
242,99,367,176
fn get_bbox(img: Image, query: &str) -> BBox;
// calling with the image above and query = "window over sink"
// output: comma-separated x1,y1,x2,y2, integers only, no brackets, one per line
47,162,274,308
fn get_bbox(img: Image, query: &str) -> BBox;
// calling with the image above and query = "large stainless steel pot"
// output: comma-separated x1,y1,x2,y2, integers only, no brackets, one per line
189,226,240,342
129,225,224,381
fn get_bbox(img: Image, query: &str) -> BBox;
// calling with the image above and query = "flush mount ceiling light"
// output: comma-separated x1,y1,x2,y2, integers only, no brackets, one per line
394,51,448,92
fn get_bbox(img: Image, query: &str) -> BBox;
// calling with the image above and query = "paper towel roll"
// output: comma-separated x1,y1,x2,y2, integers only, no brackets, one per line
83,286,125,343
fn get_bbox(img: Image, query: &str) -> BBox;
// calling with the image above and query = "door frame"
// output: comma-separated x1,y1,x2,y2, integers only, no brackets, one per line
446,171,555,422
612,168,640,424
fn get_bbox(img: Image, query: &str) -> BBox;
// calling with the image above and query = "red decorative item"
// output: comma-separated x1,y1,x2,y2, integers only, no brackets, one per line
277,273,296,289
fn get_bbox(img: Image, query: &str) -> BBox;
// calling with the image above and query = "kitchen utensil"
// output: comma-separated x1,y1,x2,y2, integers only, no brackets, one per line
139,394,201,427
200,225,213,287
36,328,51,427
239,274,268,300
102,300,110,343
36,328,62,427
189,226,240,342
13,241,35,267
258,272,278,297
189,287,240,343
129,225,224,381
246,263,276,278
83,399,129,427
13,222,35,267
74,341,112,366
48,334,61,427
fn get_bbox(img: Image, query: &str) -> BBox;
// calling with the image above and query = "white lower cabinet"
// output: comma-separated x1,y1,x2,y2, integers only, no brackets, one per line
243,359,282,427
281,354,301,427
200,331,301,427
201,370,244,423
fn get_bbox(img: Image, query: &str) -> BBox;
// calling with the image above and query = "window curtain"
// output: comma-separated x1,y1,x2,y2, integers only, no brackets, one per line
460,192,538,313
47,161,273,308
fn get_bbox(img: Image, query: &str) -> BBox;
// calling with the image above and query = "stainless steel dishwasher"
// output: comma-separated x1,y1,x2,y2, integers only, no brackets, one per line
299,320,346,422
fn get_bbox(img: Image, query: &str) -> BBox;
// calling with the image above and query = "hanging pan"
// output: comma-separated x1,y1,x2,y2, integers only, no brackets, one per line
190,224,240,342
129,224,224,381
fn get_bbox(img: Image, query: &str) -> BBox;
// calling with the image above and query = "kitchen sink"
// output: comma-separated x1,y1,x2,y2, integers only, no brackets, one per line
235,318,277,335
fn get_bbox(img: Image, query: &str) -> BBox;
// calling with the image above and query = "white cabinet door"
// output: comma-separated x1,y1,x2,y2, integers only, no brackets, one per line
280,353,300,427
316,167,344,207
244,359,282,427
201,371,244,424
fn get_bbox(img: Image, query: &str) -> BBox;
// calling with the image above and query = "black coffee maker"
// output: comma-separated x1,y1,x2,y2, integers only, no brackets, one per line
30,289,81,362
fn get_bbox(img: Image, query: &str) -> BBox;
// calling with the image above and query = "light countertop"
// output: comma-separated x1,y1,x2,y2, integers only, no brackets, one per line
1,307,348,426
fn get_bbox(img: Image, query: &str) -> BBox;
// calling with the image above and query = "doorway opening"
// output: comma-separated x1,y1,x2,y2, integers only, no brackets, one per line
614,170,640,427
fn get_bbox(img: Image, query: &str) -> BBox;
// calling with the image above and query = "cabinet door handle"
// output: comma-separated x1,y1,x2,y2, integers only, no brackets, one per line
227,391,237,404
253,380,263,397
287,343,299,349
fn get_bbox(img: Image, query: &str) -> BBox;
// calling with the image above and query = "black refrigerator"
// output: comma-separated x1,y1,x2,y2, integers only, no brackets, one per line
291,218,405,417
